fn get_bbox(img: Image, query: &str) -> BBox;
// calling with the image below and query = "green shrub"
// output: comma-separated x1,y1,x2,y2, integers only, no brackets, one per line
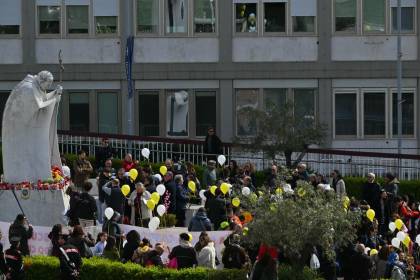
277,264,322,280
24,256,247,280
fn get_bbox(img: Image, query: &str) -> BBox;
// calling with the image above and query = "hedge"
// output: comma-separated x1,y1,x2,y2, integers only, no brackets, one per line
23,256,320,280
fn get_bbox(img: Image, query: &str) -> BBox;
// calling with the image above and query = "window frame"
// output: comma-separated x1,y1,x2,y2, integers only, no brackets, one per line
94,15,120,36
0,25,21,38
389,88,417,138
194,90,218,137
65,5,91,37
362,0,387,34
192,0,219,36
97,91,120,134
361,88,388,138
390,6,416,34
137,90,161,137
262,1,288,36
68,90,91,132
333,0,358,34
291,16,317,35
233,0,259,36
135,0,162,36
36,5,63,38
333,90,359,139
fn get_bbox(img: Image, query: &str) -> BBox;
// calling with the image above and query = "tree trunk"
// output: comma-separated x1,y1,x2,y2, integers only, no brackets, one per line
284,150,292,168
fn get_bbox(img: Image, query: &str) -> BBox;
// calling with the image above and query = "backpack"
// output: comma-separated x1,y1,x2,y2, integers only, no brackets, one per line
77,194,95,219
224,245,243,269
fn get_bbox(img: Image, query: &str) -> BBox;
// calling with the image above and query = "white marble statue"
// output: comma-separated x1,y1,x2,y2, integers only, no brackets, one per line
2,71,63,183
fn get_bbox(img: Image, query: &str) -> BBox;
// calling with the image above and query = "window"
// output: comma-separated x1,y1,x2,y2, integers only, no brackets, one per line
38,6,61,34
0,92,10,133
364,92,385,136
0,0,21,35
139,92,160,136
264,89,287,110
392,92,414,136
98,93,118,133
363,0,385,33
194,0,216,33
196,91,216,136
264,2,286,33
293,89,316,124
335,0,357,32
137,0,159,33
236,89,258,136
0,25,19,34
69,92,90,131
392,7,415,33
166,90,189,136
67,5,89,34
292,16,315,33
335,93,357,136
235,3,257,33
95,16,117,34
165,0,188,34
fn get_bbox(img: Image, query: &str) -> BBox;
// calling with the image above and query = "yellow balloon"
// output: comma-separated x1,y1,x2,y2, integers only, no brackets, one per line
129,169,138,181
403,235,411,247
159,166,167,176
232,197,240,207
188,181,196,193
366,209,375,222
258,191,264,197
121,184,130,196
220,183,229,195
343,196,350,207
297,188,306,198
395,219,404,230
369,249,378,256
275,187,283,195
151,192,160,204
210,186,217,195
188,233,193,242
146,199,156,210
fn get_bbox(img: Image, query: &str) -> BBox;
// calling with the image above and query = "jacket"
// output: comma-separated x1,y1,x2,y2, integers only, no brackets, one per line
206,196,227,229
168,243,198,269
97,171,113,203
333,178,346,198
176,185,189,212
128,191,151,226
204,135,222,155
4,247,24,280
76,192,97,220
59,244,82,280
188,212,212,232
67,236,95,258
8,223,33,256
197,242,216,269
73,159,93,187
102,182,126,216
164,181,177,214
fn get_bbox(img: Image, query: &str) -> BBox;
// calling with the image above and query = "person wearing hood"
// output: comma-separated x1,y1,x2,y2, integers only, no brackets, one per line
8,214,33,256
168,233,197,269
188,207,212,232
197,234,216,269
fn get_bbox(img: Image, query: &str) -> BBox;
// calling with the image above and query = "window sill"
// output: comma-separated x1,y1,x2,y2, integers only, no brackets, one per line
0,35,21,39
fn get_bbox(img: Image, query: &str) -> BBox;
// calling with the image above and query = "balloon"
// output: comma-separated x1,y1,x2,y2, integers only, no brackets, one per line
220,183,229,195
243,227,249,236
395,219,404,230
148,217,160,232
275,187,283,195
156,184,166,196
151,192,160,204
104,207,114,220
159,166,167,176
366,209,375,222
217,155,226,166
188,233,193,242
199,190,206,200
146,199,156,210
343,196,350,207
121,185,130,196
141,148,150,159
416,235,420,245
157,205,166,216
154,174,162,183
403,235,411,247
389,222,396,232
391,237,400,248
243,212,253,223
129,169,138,181
188,181,196,193
241,187,251,196
370,249,378,256
297,188,306,198
220,221,229,229
210,185,217,195
397,231,406,242
364,247,370,255
232,197,240,207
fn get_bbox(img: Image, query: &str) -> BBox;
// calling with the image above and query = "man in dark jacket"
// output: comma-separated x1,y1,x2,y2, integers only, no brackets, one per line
58,234,83,280
102,179,125,222
351,244,373,279
205,188,227,230
97,159,114,224
175,175,189,227
222,234,251,270
203,127,222,161
362,173,381,212
188,207,212,232
8,214,33,256
4,237,24,280
95,137,115,171
77,181,97,227
164,171,177,215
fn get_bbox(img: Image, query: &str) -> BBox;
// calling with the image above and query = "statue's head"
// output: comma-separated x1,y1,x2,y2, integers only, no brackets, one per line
36,71,54,91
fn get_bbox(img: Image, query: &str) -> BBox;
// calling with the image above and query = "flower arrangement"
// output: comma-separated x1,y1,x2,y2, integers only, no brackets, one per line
0,166,70,191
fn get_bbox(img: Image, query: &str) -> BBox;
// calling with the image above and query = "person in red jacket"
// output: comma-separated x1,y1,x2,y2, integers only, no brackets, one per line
398,197,420,219
122,153,138,172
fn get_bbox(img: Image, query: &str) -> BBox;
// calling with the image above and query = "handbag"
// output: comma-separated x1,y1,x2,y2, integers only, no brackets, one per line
82,241,93,258
167,257,178,269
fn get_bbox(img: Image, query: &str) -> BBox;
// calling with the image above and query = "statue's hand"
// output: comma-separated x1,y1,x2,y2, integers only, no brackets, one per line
56,85,63,95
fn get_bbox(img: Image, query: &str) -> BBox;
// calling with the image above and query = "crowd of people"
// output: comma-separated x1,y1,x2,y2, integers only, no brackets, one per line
1,130,420,280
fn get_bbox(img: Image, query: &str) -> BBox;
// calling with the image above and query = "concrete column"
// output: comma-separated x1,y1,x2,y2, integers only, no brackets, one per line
318,79,333,147
417,0,420,61
219,79,234,142
218,0,233,63
317,0,332,63
22,0,36,65
89,90,97,132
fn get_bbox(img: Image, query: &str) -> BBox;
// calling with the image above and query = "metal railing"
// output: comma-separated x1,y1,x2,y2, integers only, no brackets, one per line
57,130,420,180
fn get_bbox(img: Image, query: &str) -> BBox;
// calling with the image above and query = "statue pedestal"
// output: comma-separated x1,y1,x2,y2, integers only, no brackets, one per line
0,189,69,226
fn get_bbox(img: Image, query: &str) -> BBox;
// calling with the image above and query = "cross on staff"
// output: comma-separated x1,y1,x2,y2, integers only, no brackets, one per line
58,49,64,83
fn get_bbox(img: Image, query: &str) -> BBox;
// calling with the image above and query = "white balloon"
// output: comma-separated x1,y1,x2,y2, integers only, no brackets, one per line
397,231,406,242
389,222,396,232
141,148,150,159
154,174,162,183
217,155,226,166
148,216,160,232
416,234,420,245
241,187,251,196
157,205,166,217
104,207,114,220
392,237,401,248
364,247,371,255
156,184,166,196
199,189,206,200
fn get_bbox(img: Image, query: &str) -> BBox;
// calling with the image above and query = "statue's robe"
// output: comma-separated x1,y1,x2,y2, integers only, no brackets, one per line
2,75,61,183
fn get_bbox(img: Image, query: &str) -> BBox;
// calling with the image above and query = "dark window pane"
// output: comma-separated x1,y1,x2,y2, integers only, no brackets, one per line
235,3,257,33
38,6,61,34
137,0,159,33
293,16,315,33
264,3,286,32
264,89,287,110
0,92,10,134
98,93,118,133
236,89,258,136
139,92,159,136
194,0,216,33
96,16,117,34
393,92,414,135
196,91,216,136
364,92,385,135
294,89,316,125
363,0,385,32
335,94,357,135
67,6,89,34
392,7,415,33
335,0,356,32
0,25,19,34
69,92,89,131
